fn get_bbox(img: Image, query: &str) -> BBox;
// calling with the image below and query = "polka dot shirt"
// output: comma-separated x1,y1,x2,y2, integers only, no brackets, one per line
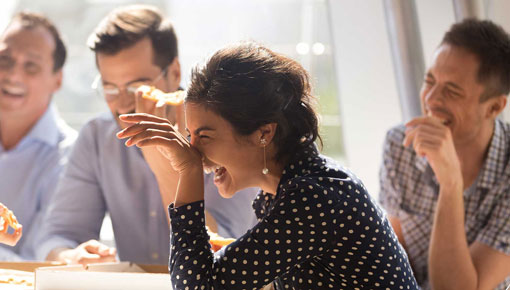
168,146,418,289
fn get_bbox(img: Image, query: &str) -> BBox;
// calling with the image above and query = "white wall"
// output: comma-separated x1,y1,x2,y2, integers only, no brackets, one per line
328,0,402,197
489,0,510,121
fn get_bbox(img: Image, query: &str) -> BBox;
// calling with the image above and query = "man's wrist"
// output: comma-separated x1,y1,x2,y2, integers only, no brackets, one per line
439,175,463,195
46,247,71,262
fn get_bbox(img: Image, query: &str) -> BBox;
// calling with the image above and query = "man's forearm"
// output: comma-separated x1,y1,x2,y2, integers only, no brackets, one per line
154,172,179,225
429,184,478,290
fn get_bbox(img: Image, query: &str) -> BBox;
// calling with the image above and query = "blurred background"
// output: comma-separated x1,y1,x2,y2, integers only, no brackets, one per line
1,0,509,201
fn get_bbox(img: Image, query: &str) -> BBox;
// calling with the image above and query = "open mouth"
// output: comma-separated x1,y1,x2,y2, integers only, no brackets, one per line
1,85,26,98
204,165,227,183
427,110,452,126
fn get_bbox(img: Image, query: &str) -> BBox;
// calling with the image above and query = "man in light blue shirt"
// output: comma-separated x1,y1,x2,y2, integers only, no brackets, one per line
36,5,258,265
0,12,77,260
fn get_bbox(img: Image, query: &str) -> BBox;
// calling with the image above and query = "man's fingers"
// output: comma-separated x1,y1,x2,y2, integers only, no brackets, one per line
0,227,22,246
413,140,439,157
403,127,417,147
82,240,114,256
405,115,446,128
76,253,117,266
404,122,447,148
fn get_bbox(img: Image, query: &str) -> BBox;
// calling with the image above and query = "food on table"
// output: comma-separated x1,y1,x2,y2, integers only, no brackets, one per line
0,269,33,288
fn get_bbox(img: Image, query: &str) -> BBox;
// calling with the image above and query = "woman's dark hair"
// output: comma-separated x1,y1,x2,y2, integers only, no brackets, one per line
187,42,321,162
87,4,178,70
442,18,510,101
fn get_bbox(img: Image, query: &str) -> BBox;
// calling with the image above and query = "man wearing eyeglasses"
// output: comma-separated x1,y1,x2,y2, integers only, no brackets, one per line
35,5,258,265
0,12,77,260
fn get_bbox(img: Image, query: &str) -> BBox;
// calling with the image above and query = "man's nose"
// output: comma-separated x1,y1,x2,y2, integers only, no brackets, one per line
116,90,135,113
424,85,442,105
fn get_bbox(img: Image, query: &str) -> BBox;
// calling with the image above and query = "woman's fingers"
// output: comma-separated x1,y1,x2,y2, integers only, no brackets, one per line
125,129,181,147
136,136,183,150
119,113,171,124
117,121,176,139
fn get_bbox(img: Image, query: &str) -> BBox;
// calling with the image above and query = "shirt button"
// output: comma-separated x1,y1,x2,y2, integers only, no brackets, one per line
150,210,157,217
152,253,159,260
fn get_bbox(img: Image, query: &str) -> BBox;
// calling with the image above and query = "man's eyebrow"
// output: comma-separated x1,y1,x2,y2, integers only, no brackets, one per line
194,126,215,135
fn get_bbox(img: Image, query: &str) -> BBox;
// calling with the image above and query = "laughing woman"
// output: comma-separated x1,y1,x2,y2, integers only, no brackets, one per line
117,43,418,290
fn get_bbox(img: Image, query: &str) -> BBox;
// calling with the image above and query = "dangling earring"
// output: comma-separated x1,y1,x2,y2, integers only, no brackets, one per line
261,138,269,175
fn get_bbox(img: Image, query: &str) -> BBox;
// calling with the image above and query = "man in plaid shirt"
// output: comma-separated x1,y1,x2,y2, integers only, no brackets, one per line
379,19,510,290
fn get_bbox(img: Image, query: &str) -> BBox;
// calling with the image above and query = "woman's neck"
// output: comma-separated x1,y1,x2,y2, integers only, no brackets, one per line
258,157,288,195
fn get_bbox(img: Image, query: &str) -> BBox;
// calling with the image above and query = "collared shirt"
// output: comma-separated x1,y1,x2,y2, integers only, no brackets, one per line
169,145,418,289
379,120,510,290
36,113,258,265
0,104,77,260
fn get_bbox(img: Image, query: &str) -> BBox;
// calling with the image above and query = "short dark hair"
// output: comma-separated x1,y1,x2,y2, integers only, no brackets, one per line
7,11,66,72
88,4,178,70
187,42,322,162
441,18,510,101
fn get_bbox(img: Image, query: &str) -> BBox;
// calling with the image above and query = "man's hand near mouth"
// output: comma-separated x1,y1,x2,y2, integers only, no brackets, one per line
403,115,462,190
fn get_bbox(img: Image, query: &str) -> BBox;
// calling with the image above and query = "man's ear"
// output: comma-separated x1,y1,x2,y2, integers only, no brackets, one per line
486,95,507,119
52,69,63,92
166,57,181,92
255,123,278,146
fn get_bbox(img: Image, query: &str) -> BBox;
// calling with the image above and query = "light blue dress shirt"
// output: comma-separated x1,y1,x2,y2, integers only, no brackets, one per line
0,104,77,260
36,113,258,265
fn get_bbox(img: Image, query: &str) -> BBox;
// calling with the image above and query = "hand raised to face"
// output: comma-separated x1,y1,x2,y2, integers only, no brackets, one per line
116,113,203,175
403,116,463,190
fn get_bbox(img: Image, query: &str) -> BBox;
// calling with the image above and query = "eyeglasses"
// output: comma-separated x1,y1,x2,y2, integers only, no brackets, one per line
91,68,168,102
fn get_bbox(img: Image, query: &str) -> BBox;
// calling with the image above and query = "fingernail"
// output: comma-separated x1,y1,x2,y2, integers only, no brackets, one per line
125,139,131,146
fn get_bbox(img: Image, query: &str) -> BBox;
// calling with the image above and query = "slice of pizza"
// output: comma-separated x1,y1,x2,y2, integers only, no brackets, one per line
1,210,21,233
139,85,185,107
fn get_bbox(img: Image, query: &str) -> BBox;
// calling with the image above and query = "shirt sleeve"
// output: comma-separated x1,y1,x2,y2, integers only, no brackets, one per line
378,128,404,217
0,247,23,261
475,189,510,255
35,123,107,260
168,182,336,290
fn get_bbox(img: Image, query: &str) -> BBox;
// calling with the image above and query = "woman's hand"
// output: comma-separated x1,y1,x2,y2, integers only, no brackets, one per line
0,204,22,246
116,113,203,175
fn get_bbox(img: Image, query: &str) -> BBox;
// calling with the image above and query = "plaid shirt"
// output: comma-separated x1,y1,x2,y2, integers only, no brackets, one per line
379,119,510,290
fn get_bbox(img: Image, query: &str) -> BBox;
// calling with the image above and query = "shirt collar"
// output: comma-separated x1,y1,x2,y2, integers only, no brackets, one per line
25,103,61,147
478,119,506,189
279,144,320,188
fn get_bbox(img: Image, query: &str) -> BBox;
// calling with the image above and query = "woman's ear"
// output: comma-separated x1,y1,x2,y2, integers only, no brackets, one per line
256,123,278,146
485,95,507,119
